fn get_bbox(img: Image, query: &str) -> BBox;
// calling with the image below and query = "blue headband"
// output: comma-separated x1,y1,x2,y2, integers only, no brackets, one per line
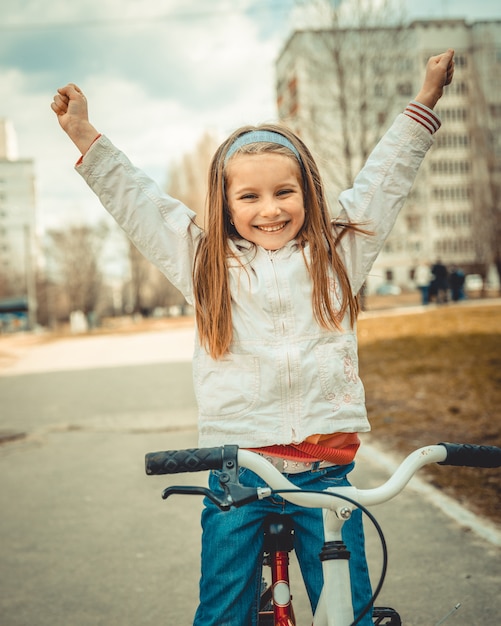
224,130,301,164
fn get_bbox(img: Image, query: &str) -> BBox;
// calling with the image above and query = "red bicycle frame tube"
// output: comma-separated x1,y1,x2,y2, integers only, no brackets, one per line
270,550,295,625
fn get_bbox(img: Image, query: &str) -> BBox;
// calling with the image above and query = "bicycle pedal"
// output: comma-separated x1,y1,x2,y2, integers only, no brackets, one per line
373,606,402,625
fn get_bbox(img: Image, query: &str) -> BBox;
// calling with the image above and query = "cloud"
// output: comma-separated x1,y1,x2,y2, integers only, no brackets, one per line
0,1,283,106
0,1,288,230
1,0,500,234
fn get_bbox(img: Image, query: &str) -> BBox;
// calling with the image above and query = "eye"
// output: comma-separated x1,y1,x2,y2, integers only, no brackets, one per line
277,189,294,197
240,193,258,200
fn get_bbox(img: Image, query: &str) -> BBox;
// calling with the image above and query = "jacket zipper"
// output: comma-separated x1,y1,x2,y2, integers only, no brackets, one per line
268,251,292,389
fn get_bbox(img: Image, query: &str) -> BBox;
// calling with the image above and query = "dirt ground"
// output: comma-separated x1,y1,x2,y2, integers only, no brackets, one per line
358,299,501,526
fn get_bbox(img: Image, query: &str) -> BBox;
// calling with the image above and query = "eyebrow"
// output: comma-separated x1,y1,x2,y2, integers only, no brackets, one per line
230,178,301,194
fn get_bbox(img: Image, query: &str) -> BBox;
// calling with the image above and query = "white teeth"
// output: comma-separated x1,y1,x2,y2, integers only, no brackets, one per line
257,223,286,232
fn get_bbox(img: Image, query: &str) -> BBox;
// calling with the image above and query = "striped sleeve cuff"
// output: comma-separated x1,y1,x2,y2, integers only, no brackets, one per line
404,101,441,134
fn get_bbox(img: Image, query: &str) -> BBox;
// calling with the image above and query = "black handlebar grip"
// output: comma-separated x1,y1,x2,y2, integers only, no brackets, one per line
145,447,225,475
438,443,501,468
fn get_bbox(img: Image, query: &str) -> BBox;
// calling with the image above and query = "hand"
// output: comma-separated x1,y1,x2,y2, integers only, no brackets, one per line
415,49,455,109
51,83,100,155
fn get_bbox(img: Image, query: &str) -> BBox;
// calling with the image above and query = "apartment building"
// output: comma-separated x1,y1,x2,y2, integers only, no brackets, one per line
276,19,501,293
0,118,37,320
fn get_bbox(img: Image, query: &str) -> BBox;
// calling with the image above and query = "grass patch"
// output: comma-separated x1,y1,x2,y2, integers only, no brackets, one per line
358,303,501,525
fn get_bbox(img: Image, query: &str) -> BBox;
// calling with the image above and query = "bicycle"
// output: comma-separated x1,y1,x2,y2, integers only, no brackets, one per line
145,442,501,625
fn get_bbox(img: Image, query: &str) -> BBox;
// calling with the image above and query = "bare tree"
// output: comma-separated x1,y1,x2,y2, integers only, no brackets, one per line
0,268,23,299
126,239,153,314
467,36,501,290
148,265,187,312
46,221,109,320
125,239,186,315
283,0,407,199
168,131,220,227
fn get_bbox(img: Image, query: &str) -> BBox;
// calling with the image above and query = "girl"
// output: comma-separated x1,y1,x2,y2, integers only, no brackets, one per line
51,48,454,625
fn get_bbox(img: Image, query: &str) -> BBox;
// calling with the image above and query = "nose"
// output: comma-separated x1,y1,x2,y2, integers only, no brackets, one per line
259,198,281,219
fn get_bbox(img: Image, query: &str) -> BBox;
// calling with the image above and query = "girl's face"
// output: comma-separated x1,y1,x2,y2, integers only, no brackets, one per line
225,152,305,251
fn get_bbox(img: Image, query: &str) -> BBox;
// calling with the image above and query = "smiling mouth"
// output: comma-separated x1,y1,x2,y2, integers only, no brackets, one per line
256,222,288,233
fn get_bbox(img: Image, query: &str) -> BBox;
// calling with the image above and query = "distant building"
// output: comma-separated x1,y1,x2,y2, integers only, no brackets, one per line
276,18,501,293
0,118,37,325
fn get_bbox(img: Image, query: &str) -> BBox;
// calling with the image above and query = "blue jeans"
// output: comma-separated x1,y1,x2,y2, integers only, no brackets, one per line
418,285,429,305
193,463,372,625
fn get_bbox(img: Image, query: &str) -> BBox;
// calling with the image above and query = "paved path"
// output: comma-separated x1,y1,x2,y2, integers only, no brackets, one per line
0,322,500,625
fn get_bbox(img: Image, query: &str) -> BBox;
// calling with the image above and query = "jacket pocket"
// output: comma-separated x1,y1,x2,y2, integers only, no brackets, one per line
195,353,260,418
314,338,363,409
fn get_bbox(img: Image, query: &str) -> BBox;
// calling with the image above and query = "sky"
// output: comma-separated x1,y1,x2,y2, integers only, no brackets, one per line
1,0,501,235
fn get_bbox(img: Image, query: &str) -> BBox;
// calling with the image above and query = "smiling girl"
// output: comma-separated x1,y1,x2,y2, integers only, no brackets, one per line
52,48,454,626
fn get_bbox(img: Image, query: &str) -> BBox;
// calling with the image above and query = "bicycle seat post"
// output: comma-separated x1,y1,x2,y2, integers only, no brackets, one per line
260,514,295,624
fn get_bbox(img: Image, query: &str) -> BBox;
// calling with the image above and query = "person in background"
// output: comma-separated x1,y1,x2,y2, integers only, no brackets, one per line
449,265,465,302
414,261,432,305
431,258,449,304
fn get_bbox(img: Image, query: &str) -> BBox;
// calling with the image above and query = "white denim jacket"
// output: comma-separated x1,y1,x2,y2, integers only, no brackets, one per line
77,112,435,447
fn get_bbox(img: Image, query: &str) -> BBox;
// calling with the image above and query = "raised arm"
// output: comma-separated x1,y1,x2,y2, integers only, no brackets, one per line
50,83,201,303
51,83,100,155
335,49,454,294
414,48,455,109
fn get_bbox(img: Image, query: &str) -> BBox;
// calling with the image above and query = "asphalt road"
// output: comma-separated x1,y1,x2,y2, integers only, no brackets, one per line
0,326,500,625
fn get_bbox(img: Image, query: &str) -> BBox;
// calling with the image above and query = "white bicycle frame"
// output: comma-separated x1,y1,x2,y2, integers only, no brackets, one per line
237,445,449,626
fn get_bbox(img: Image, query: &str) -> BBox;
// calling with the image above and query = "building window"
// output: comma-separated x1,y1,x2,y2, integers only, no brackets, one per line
440,109,468,122
430,160,471,175
396,57,414,72
397,82,413,96
490,104,501,118
432,186,472,201
435,134,469,149
406,215,421,233
277,75,299,119
434,212,472,229
448,81,468,96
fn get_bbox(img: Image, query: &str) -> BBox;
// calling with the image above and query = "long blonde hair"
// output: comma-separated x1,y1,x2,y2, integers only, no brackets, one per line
193,123,364,359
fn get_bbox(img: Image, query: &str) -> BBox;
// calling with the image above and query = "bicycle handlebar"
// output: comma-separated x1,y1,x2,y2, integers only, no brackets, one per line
146,442,501,475
145,446,227,475
145,442,501,511
437,442,501,467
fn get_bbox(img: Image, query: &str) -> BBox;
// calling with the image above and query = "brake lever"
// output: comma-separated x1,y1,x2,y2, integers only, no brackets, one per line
218,444,260,508
162,485,233,510
160,445,261,510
